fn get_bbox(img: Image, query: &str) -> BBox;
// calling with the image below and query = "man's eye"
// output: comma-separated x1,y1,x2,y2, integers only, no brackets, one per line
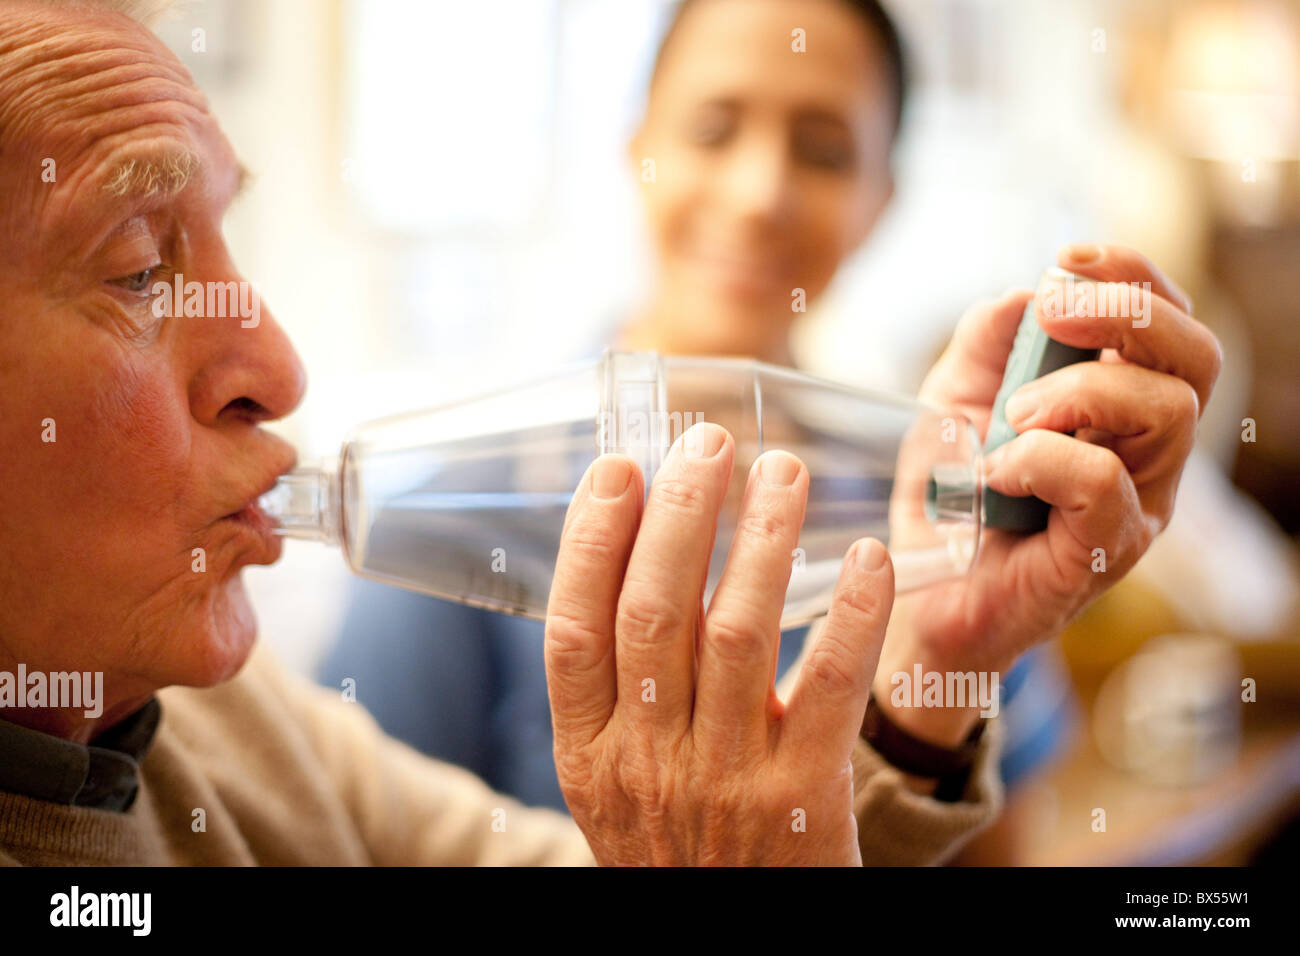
111,267,159,295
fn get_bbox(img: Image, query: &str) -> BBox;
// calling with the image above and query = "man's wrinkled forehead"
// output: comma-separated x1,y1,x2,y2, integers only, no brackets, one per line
0,2,206,147
0,2,225,246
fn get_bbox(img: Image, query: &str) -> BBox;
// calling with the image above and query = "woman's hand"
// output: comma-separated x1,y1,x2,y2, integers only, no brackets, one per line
877,243,1223,747
544,423,895,865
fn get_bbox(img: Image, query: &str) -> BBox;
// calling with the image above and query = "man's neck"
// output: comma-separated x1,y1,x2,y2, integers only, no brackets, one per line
0,662,153,744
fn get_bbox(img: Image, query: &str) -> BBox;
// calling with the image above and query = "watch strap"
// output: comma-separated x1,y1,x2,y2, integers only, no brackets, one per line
860,692,986,784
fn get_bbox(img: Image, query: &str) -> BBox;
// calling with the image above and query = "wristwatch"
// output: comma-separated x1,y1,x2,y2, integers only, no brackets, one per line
860,692,987,803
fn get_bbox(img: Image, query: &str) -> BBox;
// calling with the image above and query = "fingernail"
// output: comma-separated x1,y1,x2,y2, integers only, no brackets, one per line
1036,270,1076,320
1064,243,1100,264
855,538,888,572
1004,390,1038,423
680,422,727,460
1037,269,1067,293
759,451,801,486
591,456,632,499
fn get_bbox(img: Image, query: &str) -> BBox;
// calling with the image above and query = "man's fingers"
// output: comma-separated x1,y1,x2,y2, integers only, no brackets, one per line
1003,361,1198,488
695,451,808,752
544,454,643,751
614,422,734,735
781,539,894,770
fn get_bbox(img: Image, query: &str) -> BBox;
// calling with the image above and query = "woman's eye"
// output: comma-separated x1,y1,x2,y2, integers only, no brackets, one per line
792,116,857,172
686,105,736,147
795,135,854,171
111,267,159,295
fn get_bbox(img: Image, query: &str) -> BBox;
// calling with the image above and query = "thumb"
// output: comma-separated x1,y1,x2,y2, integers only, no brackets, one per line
921,289,1033,415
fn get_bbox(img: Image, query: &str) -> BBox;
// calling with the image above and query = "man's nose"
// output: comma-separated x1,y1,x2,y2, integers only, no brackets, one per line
186,282,307,427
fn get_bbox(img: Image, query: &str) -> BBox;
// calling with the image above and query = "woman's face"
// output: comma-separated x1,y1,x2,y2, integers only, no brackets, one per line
633,0,896,353
0,6,305,709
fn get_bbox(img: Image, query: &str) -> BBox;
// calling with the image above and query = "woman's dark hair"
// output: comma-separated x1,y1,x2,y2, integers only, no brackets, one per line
649,0,909,137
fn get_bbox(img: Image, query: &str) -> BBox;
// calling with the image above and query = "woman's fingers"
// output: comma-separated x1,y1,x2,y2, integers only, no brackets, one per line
1057,242,1192,314
695,451,808,751
1003,361,1198,498
544,454,644,751
780,538,894,772
923,288,1035,418
983,429,1151,564
614,422,734,736
1033,269,1221,415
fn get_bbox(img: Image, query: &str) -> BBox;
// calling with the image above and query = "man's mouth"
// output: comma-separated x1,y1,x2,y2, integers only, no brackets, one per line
222,501,276,532
218,501,283,561
215,459,297,560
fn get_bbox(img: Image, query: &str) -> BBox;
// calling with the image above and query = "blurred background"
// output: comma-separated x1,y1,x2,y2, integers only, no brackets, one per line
155,0,1300,864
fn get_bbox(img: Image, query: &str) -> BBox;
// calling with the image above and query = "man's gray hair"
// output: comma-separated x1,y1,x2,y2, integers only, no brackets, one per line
35,0,178,28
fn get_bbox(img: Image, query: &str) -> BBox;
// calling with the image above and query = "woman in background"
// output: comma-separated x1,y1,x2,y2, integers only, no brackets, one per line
320,0,994,811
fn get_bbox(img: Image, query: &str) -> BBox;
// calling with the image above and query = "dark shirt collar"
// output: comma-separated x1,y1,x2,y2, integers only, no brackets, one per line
0,698,161,812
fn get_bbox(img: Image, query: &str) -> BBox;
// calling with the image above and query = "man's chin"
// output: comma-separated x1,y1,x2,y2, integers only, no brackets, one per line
176,575,260,688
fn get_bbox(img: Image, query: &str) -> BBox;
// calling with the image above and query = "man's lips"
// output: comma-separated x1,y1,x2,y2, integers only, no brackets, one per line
214,459,296,559
217,502,283,561
221,501,275,533
216,451,298,524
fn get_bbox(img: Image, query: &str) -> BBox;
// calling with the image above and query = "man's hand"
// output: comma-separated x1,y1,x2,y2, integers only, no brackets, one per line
876,243,1223,749
544,422,895,865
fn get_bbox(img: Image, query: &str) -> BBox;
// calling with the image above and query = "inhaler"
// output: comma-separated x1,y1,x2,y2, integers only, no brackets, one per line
260,287,1089,629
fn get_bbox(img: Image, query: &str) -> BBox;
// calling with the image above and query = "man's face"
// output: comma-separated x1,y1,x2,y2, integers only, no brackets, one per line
0,3,305,704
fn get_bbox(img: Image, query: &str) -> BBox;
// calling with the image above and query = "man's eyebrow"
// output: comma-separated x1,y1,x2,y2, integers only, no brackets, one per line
100,147,200,200
96,149,251,206
62,150,251,260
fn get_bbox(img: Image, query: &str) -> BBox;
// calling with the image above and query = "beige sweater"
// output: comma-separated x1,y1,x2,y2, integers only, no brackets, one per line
0,638,1003,866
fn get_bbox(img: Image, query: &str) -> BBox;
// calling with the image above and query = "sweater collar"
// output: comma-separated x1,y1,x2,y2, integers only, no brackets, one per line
0,698,161,813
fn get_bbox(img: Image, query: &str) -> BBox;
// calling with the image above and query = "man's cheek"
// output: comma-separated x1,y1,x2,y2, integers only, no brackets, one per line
81,354,194,518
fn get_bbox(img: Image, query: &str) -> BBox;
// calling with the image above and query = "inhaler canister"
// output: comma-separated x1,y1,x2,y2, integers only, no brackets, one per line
981,267,1102,533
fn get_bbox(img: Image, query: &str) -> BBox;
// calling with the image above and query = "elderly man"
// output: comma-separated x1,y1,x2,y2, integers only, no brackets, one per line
0,0,1219,866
